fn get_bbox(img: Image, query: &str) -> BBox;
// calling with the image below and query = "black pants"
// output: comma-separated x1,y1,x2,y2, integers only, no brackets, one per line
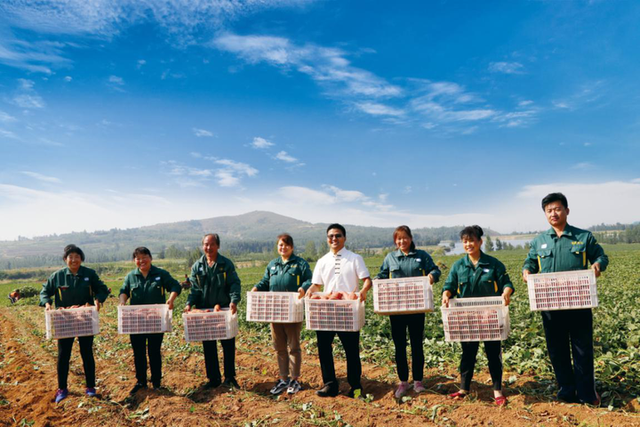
390,313,425,382
203,338,236,381
57,336,95,389
316,330,362,390
459,341,503,391
130,333,164,386
541,308,596,402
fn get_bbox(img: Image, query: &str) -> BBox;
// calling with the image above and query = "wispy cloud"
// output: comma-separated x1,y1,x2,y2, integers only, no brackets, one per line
11,79,45,109
193,128,214,137
354,102,404,117
213,158,258,187
0,36,70,73
275,151,298,163
20,171,61,183
552,80,605,111
488,61,524,74
251,136,274,149
276,184,393,211
0,111,17,123
108,75,125,91
0,129,19,139
572,162,594,170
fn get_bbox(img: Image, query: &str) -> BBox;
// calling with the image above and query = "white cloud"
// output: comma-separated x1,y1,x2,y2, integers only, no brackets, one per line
552,80,605,111
108,75,124,85
0,37,70,73
571,162,594,170
137,59,146,69
488,61,524,74
0,111,17,123
251,136,274,149
275,151,298,163
354,102,404,117
11,78,45,109
0,129,19,139
193,128,214,137
277,186,335,205
64,75,72,82
20,171,61,183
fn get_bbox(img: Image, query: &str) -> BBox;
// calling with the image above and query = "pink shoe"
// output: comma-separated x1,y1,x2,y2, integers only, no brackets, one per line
394,381,412,399
413,381,426,394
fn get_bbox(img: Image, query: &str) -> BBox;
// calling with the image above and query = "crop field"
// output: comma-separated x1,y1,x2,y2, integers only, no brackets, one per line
1,246,640,426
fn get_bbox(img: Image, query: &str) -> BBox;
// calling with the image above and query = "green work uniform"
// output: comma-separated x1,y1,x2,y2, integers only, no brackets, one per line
443,251,514,298
376,249,441,281
40,266,109,308
254,254,312,292
187,254,241,309
119,264,182,305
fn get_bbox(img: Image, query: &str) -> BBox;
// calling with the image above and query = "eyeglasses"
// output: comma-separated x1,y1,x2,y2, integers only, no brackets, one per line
327,234,343,240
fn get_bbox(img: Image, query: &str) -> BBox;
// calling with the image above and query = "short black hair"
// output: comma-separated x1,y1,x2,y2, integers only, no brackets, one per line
63,244,85,262
326,223,346,237
541,192,568,210
277,233,294,247
460,225,483,241
132,247,152,260
202,233,220,247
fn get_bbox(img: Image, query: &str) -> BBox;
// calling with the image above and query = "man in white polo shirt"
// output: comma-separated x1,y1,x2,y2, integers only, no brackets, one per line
307,223,372,398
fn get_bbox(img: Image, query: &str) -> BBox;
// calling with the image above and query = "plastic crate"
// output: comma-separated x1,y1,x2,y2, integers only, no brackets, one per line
246,291,304,323
45,306,100,340
441,296,510,342
305,293,365,332
373,277,433,315
118,304,172,334
183,309,238,341
527,270,598,311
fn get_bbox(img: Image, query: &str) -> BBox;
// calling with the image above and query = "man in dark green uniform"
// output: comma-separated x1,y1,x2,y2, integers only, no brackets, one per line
185,233,242,389
523,192,608,405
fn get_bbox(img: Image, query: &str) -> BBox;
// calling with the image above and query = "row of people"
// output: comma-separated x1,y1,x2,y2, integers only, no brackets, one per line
39,192,607,407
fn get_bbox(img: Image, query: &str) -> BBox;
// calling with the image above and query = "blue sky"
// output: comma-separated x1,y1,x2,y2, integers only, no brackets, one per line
1,0,640,241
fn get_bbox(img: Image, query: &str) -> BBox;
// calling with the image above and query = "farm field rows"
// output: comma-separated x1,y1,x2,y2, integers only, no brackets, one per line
1,246,640,426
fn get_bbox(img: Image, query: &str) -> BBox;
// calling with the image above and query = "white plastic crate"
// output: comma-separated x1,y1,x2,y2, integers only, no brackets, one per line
183,309,238,341
373,277,434,315
45,306,100,340
441,296,510,342
246,291,304,323
305,293,365,332
118,304,172,334
527,269,598,311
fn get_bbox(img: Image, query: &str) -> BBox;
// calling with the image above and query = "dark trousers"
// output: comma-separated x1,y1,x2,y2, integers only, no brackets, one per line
57,336,95,389
460,341,503,391
130,333,164,386
390,313,425,382
203,338,236,381
541,308,596,402
316,330,362,390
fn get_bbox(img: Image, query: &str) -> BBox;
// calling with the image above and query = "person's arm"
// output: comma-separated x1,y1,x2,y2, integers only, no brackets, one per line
307,260,324,297
522,241,539,282
165,271,182,309
118,275,131,306
299,260,313,298
586,233,608,278
359,277,372,302
497,262,514,306
375,256,391,280
91,271,110,311
185,263,201,312
227,263,241,315
355,255,371,302
423,252,441,284
254,265,271,292
441,268,458,306
40,274,55,309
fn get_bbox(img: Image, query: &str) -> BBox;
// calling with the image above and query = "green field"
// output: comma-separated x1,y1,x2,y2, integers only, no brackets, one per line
2,244,639,408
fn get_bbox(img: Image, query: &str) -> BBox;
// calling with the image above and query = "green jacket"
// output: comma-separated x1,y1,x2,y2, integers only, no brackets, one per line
376,249,441,282
443,251,514,298
40,266,109,308
254,254,313,292
187,254,241,308
119,265,181,305
523,224,609,274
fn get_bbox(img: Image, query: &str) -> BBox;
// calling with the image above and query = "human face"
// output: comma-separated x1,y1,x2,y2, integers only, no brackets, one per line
462,236,482,258
327,228,346,253
135,254,152,274
202,235,219,259
65,253,82,273
278,239,294,260
544,201,570,229
395,231,412,253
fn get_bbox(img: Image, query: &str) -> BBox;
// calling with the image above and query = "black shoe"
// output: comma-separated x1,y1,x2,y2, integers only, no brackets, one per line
205,378,222,389
557,391,578,403
152,382,163,390
222,378,240,389
347,387,363,399
316,384,339,397
130,383,147,394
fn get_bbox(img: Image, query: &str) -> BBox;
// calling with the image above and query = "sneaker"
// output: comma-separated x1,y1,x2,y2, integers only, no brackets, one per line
85,387,97,397
270,379,289,395
394,382,411,399
316,383,339,397
287,379,301,395
129,382,147,395
55,388,68,403
413,381,426,394
222,377,240,389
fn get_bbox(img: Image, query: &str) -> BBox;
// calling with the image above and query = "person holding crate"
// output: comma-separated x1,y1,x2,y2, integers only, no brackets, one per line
376,225,441,399
119,247,181,394
251,233,312,396
185,233,242,390
522,192,608,405
306,223,372,398
40,244,110,403
442,226,514,406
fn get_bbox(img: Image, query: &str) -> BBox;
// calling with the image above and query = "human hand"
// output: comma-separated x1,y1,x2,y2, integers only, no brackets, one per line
229,303,237,315
522,269,530,283
45,302,52,311
442,291,451,307
502,288,513,306
592,263,601,278
298,288,305,299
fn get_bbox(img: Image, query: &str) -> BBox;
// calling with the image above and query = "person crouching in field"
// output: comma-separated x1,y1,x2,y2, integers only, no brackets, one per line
251,233,312,396
376,225,441,399
185,233,242,389
442,226,514,406
40,244,109,403
119,247,181,394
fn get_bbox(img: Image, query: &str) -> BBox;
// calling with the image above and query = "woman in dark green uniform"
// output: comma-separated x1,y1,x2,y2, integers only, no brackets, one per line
119,247,181,394
376,225,441,399
40,244,110,403
251,233,312,396
442,225,514,406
